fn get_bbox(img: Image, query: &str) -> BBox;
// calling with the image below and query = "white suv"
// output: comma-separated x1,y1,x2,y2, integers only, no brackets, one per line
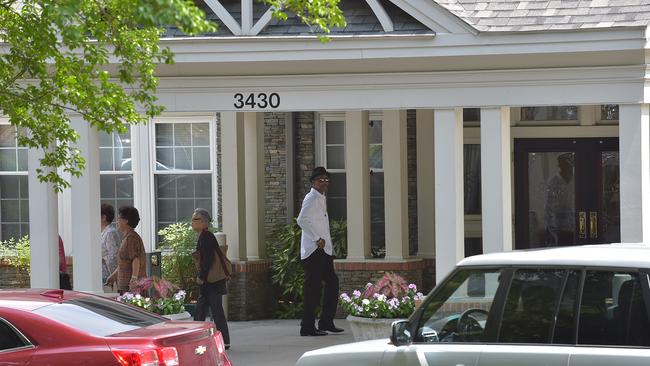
297,244,650,366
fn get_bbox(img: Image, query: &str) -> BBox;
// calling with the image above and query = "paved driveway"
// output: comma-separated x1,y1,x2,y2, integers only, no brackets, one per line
227,319,354,366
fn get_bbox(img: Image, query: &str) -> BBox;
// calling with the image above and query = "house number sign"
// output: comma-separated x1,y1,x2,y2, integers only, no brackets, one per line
233,93,280,109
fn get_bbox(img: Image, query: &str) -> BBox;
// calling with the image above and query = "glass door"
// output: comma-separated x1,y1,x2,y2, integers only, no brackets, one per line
514,138,619,249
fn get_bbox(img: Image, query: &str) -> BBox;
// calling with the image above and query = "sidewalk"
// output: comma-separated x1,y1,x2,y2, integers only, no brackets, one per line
226,319,355,366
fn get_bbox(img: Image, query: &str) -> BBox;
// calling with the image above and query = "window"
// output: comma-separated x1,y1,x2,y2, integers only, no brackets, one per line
521,106,578,121
578,271,650,346
416,268,502,343
0,318,29,351
34,296,163,337
498,269,565,344
600,104,619,121
99,128,134,211
0,125,28,241
153,119,214,237
321,118,346,221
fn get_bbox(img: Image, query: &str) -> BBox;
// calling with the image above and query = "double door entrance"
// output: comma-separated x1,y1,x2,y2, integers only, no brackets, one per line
514,138,620,249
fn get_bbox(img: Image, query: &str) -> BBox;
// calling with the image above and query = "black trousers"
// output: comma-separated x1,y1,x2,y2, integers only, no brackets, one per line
301,248,339,331
195,280,230,345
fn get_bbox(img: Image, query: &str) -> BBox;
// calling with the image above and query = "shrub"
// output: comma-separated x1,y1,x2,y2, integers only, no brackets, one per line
158,223,199,302
268,218,347,318
0,236,30,287
339,272,425,318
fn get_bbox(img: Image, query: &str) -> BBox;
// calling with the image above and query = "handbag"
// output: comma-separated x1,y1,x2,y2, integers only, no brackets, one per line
193,244,232,283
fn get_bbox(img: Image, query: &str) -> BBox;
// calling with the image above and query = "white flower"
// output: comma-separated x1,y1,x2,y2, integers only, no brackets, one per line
352,290,361,298
362,299,370,305
365,282,373,289
408,283,417,291
377,294,386,302
135,294,142,300
415,292,425,300
175,291,186,301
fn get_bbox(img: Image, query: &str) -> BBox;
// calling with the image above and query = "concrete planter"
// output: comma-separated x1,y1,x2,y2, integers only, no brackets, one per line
162,311,192,321
346,315,405,341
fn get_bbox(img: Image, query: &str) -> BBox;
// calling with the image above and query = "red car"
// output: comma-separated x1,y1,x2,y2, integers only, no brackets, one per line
0,289,231,365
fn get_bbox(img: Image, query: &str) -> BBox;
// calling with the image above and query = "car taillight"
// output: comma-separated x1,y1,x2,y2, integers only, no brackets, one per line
212,331,232,366
112,347,179,366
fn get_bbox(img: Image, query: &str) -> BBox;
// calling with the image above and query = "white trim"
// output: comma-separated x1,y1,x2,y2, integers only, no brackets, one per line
387,0,475,34
241,0,253,35
250,7,274,36
203,0,243,36
365,0,393,32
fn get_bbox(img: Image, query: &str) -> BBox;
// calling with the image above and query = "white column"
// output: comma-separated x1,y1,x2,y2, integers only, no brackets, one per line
69,116,102,292
132,123,153,251
244,112,265,260
28,147,59,289
416,109,435,258
383,110,409,260
619,104,650,243
345,110,371,259
480,107,513,253
434,108,464,283
221,112,247,260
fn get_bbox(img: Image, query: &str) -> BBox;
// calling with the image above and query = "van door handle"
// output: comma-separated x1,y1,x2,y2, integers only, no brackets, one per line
579,212,587,239
590,212,598,239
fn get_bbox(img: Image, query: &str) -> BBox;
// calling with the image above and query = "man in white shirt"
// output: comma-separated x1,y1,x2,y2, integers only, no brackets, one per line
297,167,343,336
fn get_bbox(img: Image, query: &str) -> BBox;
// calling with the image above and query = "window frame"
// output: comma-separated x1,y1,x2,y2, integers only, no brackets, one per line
0,119,29,241
149,115,218,248
99,127,135,212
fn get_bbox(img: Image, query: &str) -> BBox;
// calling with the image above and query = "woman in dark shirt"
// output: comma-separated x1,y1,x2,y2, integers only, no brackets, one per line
191,208,230,349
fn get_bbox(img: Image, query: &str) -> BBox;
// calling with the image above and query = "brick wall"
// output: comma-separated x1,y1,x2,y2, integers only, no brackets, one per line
228,260,277,320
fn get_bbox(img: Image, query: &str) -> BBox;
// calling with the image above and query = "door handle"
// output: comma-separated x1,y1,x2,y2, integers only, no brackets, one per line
590,212,598,239
579,212,587,239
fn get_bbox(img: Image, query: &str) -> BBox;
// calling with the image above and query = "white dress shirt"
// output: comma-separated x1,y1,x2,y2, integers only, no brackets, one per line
297,188,333,259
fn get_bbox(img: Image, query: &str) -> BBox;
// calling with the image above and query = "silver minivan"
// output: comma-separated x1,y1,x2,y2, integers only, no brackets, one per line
297,244,650,366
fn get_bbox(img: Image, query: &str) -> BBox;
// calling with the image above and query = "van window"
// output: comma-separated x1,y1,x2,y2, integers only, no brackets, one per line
498,269,565,344
416,268,502,343
551,270,580,344
578,271,650,346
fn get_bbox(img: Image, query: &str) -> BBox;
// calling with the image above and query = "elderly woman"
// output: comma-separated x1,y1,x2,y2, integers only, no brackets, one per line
105,206,146,294
191,208,231,350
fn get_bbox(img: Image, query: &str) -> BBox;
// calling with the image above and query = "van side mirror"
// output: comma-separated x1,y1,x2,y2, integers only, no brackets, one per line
390,320,412,346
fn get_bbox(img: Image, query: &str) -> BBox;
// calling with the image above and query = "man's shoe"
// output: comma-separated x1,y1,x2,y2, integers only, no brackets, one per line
318,324,344,333
300,329,327,336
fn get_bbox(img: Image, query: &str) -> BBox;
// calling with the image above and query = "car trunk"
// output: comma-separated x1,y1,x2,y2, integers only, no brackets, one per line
107,321,223,365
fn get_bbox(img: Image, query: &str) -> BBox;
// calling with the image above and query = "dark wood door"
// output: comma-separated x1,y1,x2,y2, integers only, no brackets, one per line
514,138,620,249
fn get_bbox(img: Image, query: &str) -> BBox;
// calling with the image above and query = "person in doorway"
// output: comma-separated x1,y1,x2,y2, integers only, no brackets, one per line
105,206,146,294
191,208,231,350
297,166,343,336
544,153,576,245
58,235,72,290
100,203,121,286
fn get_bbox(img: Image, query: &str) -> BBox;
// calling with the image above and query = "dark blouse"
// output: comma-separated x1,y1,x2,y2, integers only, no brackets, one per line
196,230,218,282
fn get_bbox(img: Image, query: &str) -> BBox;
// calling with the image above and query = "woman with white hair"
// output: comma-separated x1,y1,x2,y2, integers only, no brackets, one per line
191,208,231,350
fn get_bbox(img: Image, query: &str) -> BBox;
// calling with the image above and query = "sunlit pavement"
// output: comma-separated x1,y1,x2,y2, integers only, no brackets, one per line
226,319,354,366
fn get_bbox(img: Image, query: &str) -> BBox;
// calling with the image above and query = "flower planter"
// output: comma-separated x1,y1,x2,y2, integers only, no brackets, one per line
346,315,405,341
162,311,192,321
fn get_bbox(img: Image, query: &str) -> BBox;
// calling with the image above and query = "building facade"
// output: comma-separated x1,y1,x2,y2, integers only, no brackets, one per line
12,0,650,319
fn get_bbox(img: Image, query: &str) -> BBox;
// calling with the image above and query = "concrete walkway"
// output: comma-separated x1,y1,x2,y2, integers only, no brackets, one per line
226,319,355,366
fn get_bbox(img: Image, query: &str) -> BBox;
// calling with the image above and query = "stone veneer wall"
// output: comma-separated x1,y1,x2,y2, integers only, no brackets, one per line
293,112,316,211
0,258,72,289
264,112,288,243
407,109,418,256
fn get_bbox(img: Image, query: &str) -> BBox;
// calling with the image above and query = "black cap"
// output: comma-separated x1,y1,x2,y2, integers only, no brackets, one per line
310,166,330,181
